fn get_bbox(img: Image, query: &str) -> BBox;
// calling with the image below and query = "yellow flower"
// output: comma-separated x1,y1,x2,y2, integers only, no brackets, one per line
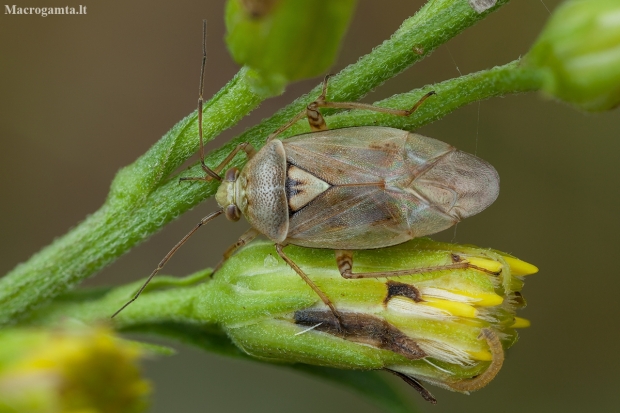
0,326,150,413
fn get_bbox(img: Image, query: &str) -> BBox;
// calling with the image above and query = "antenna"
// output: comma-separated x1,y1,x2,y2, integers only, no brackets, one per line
198,20,221,181
111,209,223,318
112,21,225,318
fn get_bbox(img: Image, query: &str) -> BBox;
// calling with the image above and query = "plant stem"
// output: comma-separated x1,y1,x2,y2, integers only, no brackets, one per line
272,60,545,137
0,0,512,326
0,67,269,326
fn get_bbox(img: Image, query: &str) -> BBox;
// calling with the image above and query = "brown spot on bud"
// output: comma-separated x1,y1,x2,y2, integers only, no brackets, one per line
385,280,423,303
294,309,426,360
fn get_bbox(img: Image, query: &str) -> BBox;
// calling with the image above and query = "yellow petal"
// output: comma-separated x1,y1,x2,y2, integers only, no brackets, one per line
468,348,493,361
503,256,538,276
422,298,478,318
511,317,531,328
466,257,503,274
450,290,504,307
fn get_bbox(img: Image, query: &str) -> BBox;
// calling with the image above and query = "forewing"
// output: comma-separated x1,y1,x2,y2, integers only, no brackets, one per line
284,127,412,185
283,127,461,249
287,185,415,249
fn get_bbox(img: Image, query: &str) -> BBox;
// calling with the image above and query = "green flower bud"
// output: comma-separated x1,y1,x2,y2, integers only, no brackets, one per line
203,239,537,401
526,0,620,111
0,326,150,413
225,0,357,91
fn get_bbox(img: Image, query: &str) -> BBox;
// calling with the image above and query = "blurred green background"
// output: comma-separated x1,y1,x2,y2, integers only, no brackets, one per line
1,1,619,412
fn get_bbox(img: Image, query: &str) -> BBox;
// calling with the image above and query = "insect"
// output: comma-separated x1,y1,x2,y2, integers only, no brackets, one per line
112,21,499,319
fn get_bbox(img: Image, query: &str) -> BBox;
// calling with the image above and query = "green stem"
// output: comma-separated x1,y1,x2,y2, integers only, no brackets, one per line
270,60,545,138
24,272,221,329
0,67,269,326
0,0,512,326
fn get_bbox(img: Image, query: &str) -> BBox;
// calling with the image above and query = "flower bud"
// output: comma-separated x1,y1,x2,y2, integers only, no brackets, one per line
526,0,620,111
207,239,537,401
0,326,150,413
225,0,357,92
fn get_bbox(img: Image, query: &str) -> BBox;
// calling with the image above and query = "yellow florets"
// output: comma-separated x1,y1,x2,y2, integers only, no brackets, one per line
0,327,150,413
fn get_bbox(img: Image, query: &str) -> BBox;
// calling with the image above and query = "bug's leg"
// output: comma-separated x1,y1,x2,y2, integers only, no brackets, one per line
314,73,435,118
387,330,503,400
268,74,434,142
266,75,335,142
335,250,500,280
444,328,504,392
266,110,310,142
313,73,435,126
111,209,224,318
212,228,260,272
276,73,335,134
385,370,437,404
275,244,343,327
314,90,436,119
304,74,333,131
180,142,257,183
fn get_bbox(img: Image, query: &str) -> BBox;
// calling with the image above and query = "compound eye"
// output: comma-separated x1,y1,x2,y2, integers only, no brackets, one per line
225,204,241,222
225,168,239,182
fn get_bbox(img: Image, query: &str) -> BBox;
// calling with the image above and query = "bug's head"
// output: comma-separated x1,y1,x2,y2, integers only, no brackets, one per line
215,167,242,222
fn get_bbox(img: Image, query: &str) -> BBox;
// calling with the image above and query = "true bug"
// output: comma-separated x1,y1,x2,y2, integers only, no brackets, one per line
112,22,499,319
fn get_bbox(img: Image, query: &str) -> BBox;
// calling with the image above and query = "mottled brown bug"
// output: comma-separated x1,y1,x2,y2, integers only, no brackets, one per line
112,23,499,320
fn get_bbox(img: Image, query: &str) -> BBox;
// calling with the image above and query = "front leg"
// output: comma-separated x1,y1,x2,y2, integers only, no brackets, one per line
180,142,257,183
